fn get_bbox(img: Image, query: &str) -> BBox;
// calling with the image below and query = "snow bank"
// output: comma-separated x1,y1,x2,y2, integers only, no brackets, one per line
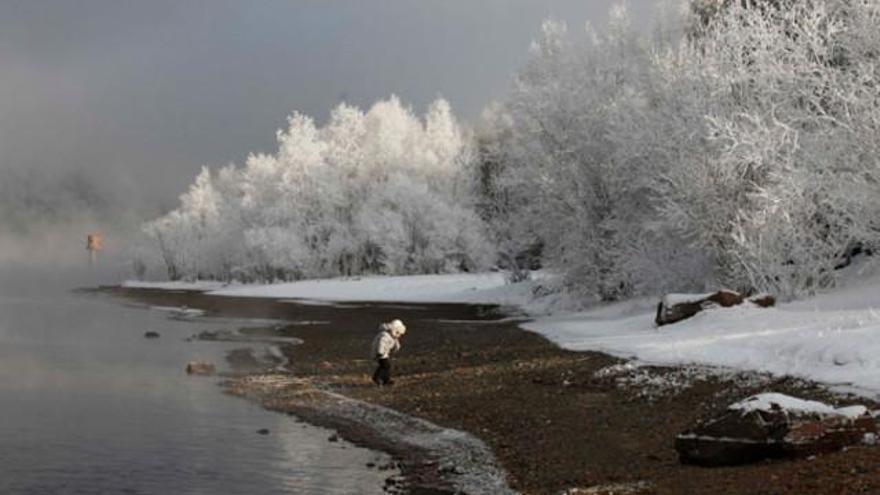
524,273,880,397
122,280,234,291
205,272,547,305
122,272,557,307
730,393,867,418
122,272,553,306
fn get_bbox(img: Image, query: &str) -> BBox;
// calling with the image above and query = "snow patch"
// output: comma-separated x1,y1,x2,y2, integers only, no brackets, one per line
204,272,554,306
123,280,233,291
593,361,780,401
524,274,880,397
125,271,558,307
209,273,505,303
729,393,867,418
149,305,206,317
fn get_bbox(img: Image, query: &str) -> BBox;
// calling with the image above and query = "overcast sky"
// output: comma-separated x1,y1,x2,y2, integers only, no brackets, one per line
0,0,657,215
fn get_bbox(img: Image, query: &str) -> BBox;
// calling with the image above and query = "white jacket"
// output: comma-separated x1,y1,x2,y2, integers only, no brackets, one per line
372,330,399,359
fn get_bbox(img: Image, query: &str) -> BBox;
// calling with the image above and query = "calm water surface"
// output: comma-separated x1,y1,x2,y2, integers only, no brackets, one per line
0,268,393,495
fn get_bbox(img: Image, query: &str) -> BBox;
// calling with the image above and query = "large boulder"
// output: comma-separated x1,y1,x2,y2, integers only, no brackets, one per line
655,290,773,326
675,393,876,466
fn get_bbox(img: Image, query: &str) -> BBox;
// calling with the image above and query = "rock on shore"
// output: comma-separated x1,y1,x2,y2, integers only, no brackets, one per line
676,393,877,466
186,361,216,376
655,290,775,326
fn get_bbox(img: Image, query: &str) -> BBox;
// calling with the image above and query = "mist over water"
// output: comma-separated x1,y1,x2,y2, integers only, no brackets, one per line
0,252,128,298
0,261,394,494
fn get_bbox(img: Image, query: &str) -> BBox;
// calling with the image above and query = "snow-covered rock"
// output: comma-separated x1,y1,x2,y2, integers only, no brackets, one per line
675,393,876,466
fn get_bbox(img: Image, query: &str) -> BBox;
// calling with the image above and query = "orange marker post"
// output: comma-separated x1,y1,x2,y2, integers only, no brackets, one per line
87,233,103,265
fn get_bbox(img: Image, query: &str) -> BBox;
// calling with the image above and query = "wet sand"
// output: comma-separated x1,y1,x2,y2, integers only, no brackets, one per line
113,287,880,495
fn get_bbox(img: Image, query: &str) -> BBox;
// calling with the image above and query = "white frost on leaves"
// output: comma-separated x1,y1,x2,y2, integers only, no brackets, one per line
134,96,495,284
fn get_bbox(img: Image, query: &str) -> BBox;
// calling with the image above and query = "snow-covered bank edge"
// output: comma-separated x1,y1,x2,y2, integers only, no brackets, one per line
125,272,558,308
207,272,547,306
122,280,234,292
523,263,880,399
125,265,880,399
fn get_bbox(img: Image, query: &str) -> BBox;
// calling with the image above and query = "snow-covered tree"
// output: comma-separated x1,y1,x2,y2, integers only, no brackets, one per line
140,0,880,302
657,0,880,296
140,96,493,281
489,10,692,301
476,0,880,301
470,103,542,283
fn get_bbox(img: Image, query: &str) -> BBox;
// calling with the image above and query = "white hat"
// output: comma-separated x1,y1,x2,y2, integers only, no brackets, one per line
387,319,406,337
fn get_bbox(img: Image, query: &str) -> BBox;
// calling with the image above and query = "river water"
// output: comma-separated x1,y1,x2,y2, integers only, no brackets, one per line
0,267,393,495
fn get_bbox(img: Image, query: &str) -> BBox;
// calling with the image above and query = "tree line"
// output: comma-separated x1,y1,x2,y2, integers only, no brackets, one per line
135,0,880,303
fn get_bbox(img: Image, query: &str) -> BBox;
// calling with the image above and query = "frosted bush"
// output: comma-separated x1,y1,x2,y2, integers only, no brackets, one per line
140,96,493,281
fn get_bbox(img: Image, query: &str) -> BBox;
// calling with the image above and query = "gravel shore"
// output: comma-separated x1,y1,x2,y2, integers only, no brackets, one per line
114,287,880,495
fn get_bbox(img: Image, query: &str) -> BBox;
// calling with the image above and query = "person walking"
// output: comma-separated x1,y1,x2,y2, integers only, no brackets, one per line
371,319,406,386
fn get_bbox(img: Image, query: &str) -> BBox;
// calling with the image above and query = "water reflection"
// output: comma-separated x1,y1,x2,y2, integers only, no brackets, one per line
0,269,392,495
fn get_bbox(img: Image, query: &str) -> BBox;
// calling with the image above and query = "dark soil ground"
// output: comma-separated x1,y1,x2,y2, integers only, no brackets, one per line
112,287,880,495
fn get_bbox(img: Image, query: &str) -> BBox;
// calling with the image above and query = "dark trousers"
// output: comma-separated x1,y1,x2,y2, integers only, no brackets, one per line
373,357,391,385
